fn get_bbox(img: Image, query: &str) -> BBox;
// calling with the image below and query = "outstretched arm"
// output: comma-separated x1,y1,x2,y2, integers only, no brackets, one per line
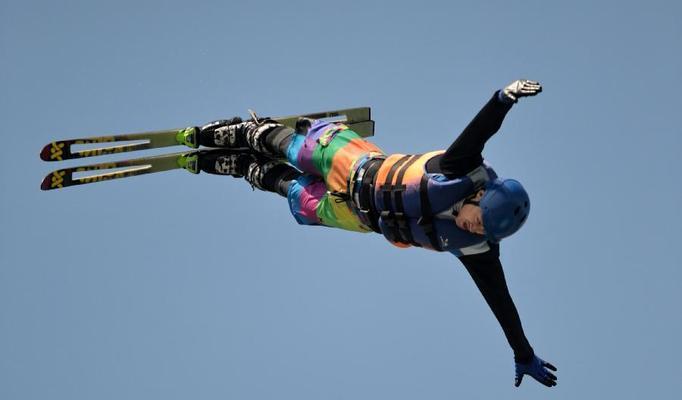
458,244,534,362
429,80,542,178
458,245,557,387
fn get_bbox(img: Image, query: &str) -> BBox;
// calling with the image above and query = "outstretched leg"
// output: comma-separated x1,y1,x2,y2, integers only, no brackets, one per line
197,148,330,228
192,118,379,232
184,117,303,196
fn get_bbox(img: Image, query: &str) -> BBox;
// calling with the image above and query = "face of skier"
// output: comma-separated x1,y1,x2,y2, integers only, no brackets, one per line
455,190,485,235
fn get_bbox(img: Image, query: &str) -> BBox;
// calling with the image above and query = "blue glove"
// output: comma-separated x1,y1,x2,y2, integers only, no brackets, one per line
514,355,557,387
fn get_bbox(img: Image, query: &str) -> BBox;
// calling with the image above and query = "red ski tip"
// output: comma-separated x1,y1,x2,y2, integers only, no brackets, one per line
41,169,66,191
40,141,67,161
40,174,52,190
40,144,52,161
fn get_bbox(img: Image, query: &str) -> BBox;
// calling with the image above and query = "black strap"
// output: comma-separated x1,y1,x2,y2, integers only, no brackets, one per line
381,156,411,213
358,159,383,233
391,155,421,246
380,155,411,243
380,155,424,246
418,173,442,250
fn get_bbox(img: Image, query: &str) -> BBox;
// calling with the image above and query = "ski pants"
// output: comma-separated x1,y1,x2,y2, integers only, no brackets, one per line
284,120,384,233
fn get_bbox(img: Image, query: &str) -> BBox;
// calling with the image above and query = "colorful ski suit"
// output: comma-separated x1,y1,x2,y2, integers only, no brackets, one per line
285,120,495,256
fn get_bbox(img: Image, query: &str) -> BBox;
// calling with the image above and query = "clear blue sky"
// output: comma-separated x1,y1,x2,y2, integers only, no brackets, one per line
2,0,681,399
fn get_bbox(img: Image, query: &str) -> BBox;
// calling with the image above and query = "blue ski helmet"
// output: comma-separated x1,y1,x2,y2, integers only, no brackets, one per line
480,179,530,243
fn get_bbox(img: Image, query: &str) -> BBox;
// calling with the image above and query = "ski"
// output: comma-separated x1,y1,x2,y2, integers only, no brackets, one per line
41,150,191,190
273,107,371,132
40,123,375,191
346,120,374,138
40,107,373,162
40,149,230,191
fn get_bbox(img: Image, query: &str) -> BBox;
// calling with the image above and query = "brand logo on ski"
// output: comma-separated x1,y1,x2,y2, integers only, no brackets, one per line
50,170,65,188
50,142,65,161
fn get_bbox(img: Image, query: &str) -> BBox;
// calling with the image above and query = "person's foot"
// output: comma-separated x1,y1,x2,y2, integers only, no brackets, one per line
194,149,259,177
210,120,256,148
177,117,253,149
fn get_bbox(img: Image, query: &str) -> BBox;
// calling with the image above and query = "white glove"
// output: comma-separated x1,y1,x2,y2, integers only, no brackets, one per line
501,80,542,103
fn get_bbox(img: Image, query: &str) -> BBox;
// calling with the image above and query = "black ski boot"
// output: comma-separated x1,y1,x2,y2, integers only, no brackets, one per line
195,149,258,178
192,117,291,159
191,149,300,196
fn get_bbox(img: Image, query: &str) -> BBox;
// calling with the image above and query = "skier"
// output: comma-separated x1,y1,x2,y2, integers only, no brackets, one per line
177,79,558,387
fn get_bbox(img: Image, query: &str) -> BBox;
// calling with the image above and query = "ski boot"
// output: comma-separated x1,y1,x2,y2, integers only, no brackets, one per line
192,116,290,158
178,149,299,196
176,149,257,177
175,117,248,149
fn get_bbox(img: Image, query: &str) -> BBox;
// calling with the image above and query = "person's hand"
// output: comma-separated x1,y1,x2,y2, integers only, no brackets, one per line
502,80,543,103
514,355,557,387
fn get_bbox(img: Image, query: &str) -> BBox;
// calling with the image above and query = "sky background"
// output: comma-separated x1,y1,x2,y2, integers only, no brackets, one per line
1,0,681,399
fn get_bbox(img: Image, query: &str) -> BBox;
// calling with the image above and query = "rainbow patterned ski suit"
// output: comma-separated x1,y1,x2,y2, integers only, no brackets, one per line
285,120,496,256
285,120,382,232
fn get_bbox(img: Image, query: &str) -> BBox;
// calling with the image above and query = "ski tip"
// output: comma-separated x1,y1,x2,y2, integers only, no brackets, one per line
40,141,67,161
40,174,52,191
40,170,66,191
39,144,52,161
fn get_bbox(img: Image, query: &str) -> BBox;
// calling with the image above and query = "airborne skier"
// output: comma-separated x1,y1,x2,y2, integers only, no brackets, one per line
176,79,557,387
41,80,557,387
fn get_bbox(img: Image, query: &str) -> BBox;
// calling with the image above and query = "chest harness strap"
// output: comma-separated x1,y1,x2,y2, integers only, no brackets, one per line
380,154,422,246
417,173,442,251
356,158,384,233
